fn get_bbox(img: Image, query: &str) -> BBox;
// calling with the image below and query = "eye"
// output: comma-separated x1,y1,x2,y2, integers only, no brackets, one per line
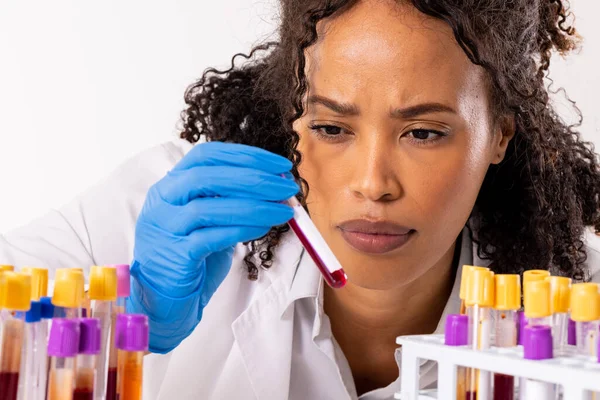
407,129,443,141
309,124,344,137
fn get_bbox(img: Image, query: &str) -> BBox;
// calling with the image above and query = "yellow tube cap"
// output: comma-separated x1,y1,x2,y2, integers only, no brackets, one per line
89,266,117,301
0,272,32,311
0,265,15,272
524,279,551,318
523,270,550,286
460,265,490,301
570,283,600,322
21,267,49,300
465,269,495,307
52,268,85,308
546,276,571,314
494,274,521,310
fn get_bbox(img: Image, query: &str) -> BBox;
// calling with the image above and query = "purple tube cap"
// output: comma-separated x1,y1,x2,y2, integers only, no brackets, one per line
444,314,468,346
517,311,527,345
523,325,553,360
568,318,576,346
116,313,149,352
113,264,131,298
48,318,80,358
78,318,101,354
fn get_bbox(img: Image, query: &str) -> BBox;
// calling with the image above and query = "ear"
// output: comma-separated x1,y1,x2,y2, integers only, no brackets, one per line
491,114,516,165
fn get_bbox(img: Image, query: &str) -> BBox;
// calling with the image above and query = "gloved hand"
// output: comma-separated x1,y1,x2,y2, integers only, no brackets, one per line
126,141,299,353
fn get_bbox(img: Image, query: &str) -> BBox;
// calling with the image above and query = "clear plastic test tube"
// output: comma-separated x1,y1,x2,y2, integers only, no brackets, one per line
46,319,80,400
570,283,600,356
89,266,117,400
106,265,130,400
16,301,42,400
493,274,520,400
38,297,54,400
116,314,149,400
73,319,101,400
546,276,571,351
465,268,495,400
52,269,85,319
459,266,490,315
444,314,469,399
285,196,347,289
521,325,555,399
0,272,32,400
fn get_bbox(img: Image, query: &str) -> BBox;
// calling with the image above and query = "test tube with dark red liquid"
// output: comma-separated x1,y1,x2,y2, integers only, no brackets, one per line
286,196,347,288
74,318,101,400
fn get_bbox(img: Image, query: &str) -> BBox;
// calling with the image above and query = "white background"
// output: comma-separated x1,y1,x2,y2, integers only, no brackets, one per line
0,0,598,232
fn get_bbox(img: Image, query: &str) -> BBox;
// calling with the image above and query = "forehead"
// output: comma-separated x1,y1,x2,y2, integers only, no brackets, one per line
305,0,487,108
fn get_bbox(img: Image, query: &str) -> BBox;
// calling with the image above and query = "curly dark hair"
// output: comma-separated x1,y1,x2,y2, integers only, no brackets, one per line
180,0,600,281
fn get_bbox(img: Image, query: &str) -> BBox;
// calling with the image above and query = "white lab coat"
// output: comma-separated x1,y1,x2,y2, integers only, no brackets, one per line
1,138,599,399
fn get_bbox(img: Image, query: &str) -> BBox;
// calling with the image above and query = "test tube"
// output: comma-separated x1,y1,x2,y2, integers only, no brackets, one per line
46,319,80,400
106,265,130,400
521,270,551,326
38,297,54,400
88,266,117,400
465,268,495,400
493,274,520,400
285,196,347,288
116,314,149,400
0,272,31,400
570,283,600,356
459,266,490,315
16,301,42,400
52,269,85,319
521,325,555,400
546,276,571,351
444,314,469,400
74,319,101,400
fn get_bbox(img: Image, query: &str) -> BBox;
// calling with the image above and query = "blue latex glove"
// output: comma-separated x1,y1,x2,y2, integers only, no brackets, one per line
126,141,299,353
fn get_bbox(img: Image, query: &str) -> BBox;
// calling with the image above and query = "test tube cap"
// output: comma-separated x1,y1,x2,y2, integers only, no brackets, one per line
0,265,14,272
40,296,55,319
52,268,85,308
568,318,576,345
48,318,80,358
523,325,553,360
517,310,527,345
546,276,571,314
78,318,101,355
0,271,32,311
570,282,600,322
524,279,551,319
116,313,149,352
444,314,468,346
21,267,49,300
89,266,118,301
459,265,489,301
494,274,521,310
465,269,495,307
113,264,131,298
523,269,551,285
15,300,42,323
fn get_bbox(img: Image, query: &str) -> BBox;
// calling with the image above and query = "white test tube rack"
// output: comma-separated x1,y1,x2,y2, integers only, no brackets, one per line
395,334,600,400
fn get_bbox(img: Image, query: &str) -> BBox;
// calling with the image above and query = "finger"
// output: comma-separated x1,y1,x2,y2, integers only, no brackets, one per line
156,166,299,205
185,226,272,259
159,198,294,235
173,141,293,174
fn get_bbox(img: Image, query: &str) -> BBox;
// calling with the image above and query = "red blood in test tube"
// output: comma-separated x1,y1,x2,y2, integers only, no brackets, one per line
0,372,20,400
106,368,118,400
73,388,94,400
466,391,477,400
493,374,514,400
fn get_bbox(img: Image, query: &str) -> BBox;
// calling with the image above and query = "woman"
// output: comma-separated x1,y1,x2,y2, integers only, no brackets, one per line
2,0,599,398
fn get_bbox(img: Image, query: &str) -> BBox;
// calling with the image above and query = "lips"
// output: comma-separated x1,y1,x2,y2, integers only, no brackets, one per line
338,219,415,254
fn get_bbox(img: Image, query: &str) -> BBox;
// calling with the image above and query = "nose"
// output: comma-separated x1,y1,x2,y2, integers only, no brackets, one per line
348,140,403,202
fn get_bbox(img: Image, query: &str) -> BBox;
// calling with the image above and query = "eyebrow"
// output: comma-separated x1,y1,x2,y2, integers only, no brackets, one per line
307,95,456,119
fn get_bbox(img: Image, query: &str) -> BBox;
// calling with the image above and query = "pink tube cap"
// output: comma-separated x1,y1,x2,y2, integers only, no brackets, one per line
113,264,131,298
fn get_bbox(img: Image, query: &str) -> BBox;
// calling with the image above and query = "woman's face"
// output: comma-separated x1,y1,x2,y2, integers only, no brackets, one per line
295,0,512,290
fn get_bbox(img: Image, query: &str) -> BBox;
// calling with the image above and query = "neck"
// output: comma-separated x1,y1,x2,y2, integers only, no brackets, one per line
324,240,458,394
